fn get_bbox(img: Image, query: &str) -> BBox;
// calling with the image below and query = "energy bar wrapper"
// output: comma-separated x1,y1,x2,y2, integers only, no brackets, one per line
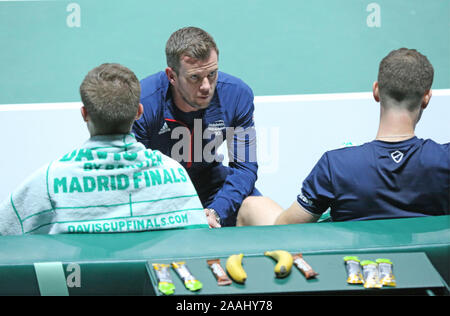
152,263,175,295
376,258,396,287
207,259,232,286
361,260,382,289
171,261,203,291
343,256,364,284
292,253,318,279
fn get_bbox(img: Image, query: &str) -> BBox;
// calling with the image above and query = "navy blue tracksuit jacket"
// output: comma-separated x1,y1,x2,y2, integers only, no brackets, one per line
133,71,259,226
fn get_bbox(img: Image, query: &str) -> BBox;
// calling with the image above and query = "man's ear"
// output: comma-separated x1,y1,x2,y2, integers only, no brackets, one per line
421,89,432,109
372,81,380,102
135,103,144,120
81,106,89,122
165,67,177,85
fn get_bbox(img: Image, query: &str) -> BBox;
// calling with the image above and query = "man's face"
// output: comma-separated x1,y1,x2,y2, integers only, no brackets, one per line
169,49,218,112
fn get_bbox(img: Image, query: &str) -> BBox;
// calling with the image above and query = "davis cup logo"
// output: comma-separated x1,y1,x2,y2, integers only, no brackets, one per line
390,150,404,163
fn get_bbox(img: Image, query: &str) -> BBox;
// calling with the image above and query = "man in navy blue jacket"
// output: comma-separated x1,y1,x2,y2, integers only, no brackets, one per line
276,48,449,224
133,27,282,227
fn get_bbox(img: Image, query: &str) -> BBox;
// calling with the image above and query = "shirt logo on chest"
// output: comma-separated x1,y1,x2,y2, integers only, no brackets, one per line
390,150,404,163
206,120,225,136
158,122,171,135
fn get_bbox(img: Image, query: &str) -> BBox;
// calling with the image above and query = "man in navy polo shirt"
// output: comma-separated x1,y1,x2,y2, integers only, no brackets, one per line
133,27,283,227
276,48,449,224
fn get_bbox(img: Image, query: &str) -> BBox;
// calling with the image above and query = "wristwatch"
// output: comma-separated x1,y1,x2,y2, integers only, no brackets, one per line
206,208,221,224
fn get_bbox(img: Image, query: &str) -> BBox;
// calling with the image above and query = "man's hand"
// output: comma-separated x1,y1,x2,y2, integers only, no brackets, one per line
205,208,221,228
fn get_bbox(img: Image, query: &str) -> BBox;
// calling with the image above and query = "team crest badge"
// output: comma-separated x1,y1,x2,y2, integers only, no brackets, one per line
390,150,404,163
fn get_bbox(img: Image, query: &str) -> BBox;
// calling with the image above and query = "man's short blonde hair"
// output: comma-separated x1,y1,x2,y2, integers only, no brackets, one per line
79,63,140,133
165,26,219,74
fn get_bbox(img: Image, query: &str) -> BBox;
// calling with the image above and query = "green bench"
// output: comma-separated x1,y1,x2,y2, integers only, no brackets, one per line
0,215,448,295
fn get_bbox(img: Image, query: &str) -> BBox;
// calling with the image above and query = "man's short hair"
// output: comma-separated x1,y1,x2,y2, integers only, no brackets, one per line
80,63,140,133
378,48,434,110
165,26,219,74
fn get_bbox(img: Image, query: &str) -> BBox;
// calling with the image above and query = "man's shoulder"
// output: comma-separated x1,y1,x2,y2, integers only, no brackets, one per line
323,138,449,165
215,72,254,119
325,142,369,158
140,71,168,101
417,138,450,165
421,138,450,151
8,161,52,199
317,142,376,171
217,72,253,96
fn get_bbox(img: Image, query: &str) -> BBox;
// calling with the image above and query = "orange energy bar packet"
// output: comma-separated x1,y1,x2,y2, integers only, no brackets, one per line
207,259,232,286
292,253,319,279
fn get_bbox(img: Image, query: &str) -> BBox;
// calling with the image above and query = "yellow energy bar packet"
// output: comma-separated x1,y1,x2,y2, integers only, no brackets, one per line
343,256,364,284
361,260,382,289
376,258,396,287
152,263,175,295
171,261,203,292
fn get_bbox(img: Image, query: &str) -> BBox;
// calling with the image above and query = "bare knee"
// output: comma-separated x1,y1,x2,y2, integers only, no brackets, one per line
235,196,255,226
236,196,283,226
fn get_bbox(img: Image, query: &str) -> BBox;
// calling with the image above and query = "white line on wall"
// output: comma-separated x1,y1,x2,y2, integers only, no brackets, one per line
1,89,449,112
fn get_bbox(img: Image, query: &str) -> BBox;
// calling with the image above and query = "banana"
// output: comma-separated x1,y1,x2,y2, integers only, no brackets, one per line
226,253,247,284
264,250,293,278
